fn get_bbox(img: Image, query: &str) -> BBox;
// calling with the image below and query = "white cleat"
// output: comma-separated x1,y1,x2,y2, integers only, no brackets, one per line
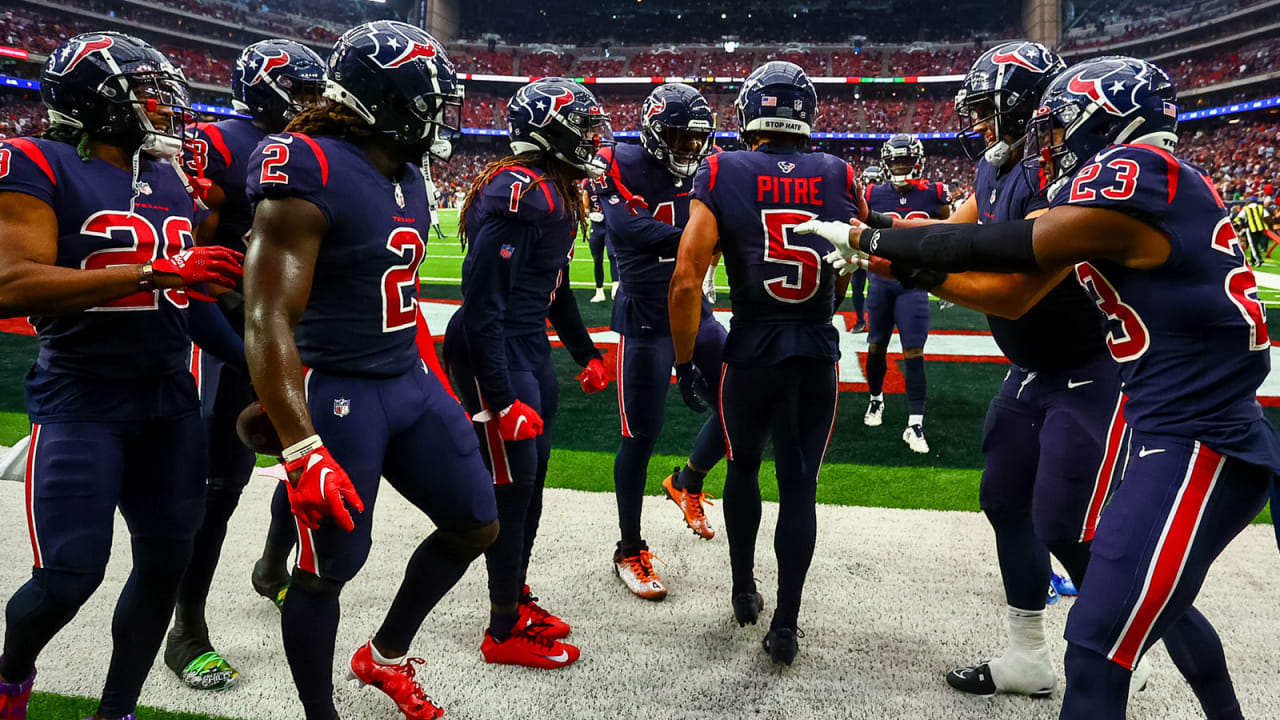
589,287,606,303
611,281,620,299
1129,658,1153,701
864,398,884,427
903,424,929,454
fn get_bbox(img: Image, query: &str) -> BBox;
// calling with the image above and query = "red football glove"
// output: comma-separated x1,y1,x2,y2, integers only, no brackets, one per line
497,400,543,442
153,246,244,289
283,445,365,532
578,357,609,394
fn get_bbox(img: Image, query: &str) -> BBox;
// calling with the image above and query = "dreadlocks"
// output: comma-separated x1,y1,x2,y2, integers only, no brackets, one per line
458,152,589,247
285,100,374,142
42,123,92,162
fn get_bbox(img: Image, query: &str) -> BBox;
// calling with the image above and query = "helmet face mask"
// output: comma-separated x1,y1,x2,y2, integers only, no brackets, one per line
955,41,1066,168
127,72,192,159
881,135,925,186
507,78,614,179
232,39,327,132
639,83,716,178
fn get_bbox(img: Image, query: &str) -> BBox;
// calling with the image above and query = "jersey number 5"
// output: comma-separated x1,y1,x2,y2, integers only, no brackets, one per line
761,209,821,304
382,228,426,332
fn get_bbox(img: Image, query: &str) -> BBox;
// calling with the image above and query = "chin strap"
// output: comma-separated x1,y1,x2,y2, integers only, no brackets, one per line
128,146,143,215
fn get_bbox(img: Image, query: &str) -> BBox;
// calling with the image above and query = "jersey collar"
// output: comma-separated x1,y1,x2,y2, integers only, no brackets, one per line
754,142,801,156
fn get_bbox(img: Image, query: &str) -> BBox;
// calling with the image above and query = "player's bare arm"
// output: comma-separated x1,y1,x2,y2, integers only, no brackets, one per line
669,198,718,364
193,182,228,247
0,191,235,316
244,195,325,454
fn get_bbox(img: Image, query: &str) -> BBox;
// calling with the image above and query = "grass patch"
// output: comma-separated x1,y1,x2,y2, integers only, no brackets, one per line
30,692,240,720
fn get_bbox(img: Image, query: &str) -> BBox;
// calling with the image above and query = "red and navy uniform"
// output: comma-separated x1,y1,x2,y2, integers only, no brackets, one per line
0,136,209,714
185,118,263,252
442,163,600,613
865,180,950,348
691,143,854,629
247,132,497,582
1053,143,1279,674
972,157,1122,609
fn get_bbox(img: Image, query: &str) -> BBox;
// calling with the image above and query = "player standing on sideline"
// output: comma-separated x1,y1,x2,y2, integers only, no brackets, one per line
587,190,615,302
590,83,724,601
443,77,611,669
861,134,949,453
243,21,499,720
669,61,864,665
804,56,1277,720
837,165,880,334
425,170,446,240
164,38,326,692
0,33,245,720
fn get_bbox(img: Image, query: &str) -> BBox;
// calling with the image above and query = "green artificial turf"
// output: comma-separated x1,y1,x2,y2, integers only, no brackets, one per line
28,692,241,720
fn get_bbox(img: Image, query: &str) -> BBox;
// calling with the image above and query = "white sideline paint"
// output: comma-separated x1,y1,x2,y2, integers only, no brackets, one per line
0,477,1276,720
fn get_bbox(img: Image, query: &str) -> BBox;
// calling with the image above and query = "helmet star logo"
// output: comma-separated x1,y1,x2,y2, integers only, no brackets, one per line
249,50,291,86
55,35,115,76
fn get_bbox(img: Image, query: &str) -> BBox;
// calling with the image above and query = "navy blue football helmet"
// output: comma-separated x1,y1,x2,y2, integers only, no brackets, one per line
955,41,1066,167
508,77,613,178
325,20,463,160
1025,56,1179,200
41,32,191,159
862,165,884,186
232,39,326,132
881,134,925,186
639,83,715,178
735,61,818,140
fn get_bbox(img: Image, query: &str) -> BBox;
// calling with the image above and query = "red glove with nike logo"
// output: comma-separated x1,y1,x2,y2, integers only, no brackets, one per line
153,246,245,290
498,400,543,442
282,440,364,532
577,357,609,394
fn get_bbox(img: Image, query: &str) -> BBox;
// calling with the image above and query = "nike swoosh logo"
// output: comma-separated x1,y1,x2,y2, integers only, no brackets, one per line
658,256,676,263
1138,446,1166,458
1066,379,1094,389
539,650,570,663
513,416,528,436
275,135,294,144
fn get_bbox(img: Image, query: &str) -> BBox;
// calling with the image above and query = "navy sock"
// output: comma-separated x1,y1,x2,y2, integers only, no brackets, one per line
850,270,866,317
723,459,763,596
593,252,605,288
676,464,708,494
485,480,535,630
1163,608,1243,720
903,355,926,416
614,435,656,546
376,528,488,655
1047,540,1092,591
177,476,244,610
281,572,341,720
681,414,726,493
987,511,1050,611
1061,643,1132,720
865,351,887,397
2,567,105,682
772,475,817,630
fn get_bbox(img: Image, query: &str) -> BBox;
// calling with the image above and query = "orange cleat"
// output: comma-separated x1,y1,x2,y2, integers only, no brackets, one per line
662,471,715,539
481,622,580,670
613,545,667,601
518,586,570,639
347,643,444,720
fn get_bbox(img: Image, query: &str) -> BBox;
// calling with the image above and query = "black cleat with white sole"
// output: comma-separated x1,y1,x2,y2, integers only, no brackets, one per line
947,663,998,697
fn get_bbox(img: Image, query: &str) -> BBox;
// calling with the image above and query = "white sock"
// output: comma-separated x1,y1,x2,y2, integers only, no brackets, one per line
908,414,924,427
988,606,1055,693
1005,606,1048,655
870,393,884,402
370,642,404,666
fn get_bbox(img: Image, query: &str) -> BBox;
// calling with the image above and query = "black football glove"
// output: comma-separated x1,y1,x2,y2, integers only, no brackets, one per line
675,362,711,413
892,262,949,292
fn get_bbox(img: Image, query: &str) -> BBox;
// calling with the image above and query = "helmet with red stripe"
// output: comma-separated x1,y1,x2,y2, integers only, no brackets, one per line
508,78,613,179
639,83,716,178
41,32,191,159
955,41,1065,167
232,39,326,132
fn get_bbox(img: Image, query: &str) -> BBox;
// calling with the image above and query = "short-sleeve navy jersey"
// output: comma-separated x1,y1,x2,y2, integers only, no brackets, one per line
975,158,1106,371
691,144,858,366
247,133,427,378
0,137,202,419
590,142,711,336
184,118,264,252
1057,143,1280,469
867,179,950,293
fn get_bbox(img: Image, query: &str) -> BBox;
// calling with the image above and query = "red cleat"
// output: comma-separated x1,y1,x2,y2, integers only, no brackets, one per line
518,585,570,639
348,643,444,720
481,622,580,670
0,672,33,720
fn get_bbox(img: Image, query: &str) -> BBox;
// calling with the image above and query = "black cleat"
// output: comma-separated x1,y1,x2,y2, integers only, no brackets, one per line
850,320,867,333
947,663,998,697
732,591,764,627
251,558,290,611
763,627,804,666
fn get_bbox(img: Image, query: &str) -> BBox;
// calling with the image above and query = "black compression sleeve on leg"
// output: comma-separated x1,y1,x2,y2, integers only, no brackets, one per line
859,219,1038,273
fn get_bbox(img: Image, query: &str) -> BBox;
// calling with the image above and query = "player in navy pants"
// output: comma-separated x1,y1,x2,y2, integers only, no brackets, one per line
243,23,500,720
0,33,246,720
443,78,612,670
164,38,326,691
670,61,864,666
808,56,1278,720
587,193,615,302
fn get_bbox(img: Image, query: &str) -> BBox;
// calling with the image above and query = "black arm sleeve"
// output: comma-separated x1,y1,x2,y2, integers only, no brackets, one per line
547,272,600,367
860,219,1039,273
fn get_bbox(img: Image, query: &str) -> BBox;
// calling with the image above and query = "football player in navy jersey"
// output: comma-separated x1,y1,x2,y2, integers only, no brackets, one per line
242,22,498,720
442,77,611,669
586,190,615,302
0,33,245,720
164,37,326,692
807,56,1277,720
861,134,950,454
836,165,882,335
669,61,866,665
588,83,725,601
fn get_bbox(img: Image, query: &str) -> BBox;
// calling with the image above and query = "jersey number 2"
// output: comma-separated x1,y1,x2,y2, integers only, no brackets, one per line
761,209,821,304
381,228,426,332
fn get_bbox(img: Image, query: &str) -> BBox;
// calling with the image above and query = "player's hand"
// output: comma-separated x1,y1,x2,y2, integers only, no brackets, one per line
153,246,244,289
578,357,609,394
702,264,717,302
498,400,544,441
283,445,364,532
892,262,949,291
625,194,650,216
675,362,712,413
852,180,870,222
794,219,865,260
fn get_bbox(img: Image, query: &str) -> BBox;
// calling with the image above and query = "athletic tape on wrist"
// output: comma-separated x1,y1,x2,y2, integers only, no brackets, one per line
282,434,324,465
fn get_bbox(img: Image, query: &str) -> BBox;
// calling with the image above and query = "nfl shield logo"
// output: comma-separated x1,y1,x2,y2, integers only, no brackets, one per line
333,398,350,418
500,243,515,259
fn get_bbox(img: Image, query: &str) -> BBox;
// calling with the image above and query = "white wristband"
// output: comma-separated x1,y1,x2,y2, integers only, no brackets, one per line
282,434,323,464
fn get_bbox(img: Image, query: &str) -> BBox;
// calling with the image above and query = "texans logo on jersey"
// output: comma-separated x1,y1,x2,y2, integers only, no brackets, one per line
344,20,449,72
47,35,116,76
1063,61,1167,118
241,48,291,86
778,161,796,174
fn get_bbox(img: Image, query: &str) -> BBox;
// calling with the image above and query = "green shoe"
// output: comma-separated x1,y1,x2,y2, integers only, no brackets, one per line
271,585,289,611
177,651,239,691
